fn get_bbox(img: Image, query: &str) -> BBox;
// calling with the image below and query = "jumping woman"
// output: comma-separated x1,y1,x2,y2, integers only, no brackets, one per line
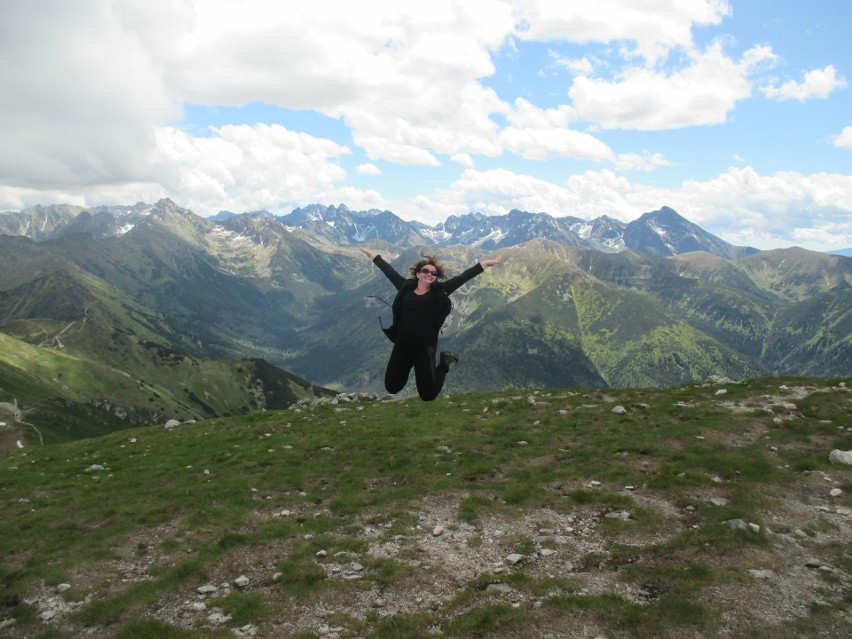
360,247,503,401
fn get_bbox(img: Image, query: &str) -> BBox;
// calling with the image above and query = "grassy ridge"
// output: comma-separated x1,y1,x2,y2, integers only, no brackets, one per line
1,377,849,638
0,331,333,445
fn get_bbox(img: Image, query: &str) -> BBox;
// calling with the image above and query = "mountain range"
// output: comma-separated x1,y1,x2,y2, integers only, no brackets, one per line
0,199,849,440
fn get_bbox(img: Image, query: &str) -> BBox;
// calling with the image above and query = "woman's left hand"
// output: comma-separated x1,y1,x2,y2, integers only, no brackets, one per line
480,256,504,269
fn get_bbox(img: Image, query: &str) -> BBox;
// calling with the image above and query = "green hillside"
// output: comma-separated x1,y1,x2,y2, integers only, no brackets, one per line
1,207,849,415
0,331,333,445
0,378,849,638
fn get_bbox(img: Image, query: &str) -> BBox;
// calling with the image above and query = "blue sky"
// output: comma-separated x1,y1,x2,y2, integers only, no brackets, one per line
1,0,850,251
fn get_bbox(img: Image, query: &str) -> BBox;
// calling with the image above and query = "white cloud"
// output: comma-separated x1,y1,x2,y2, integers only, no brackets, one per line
402,166,852,251
357,163,382,177
151,124,358,215
763,65,848,102
517,0,730,64
0,1,848,253
499,99,613,161
569,43,776,130
550,53,596,76
835,126,852,149
624,167,852,250
614,152,672,171
0,0,180,188
171,1,516,165
451,153,476,168
403,168,586,224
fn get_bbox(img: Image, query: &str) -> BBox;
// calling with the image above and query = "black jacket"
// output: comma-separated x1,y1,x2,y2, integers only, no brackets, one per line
372,255,484,344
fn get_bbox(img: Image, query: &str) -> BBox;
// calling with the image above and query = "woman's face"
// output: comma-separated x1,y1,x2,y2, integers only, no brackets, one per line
416,264,438,287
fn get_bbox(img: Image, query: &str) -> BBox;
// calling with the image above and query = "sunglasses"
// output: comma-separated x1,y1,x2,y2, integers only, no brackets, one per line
419,267,438,276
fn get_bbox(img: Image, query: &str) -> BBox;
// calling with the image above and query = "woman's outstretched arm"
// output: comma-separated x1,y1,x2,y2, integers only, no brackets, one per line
480,256,504,269
361,247,407,289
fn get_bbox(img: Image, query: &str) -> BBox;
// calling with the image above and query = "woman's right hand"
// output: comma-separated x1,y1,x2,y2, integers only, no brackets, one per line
360,247,378,259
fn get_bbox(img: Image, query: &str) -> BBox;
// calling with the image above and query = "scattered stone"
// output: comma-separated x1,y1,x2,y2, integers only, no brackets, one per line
604,511,631,521
612,405,627,414
505,554,525,565
164,419,181,429
748,569,774,580
805,559,823,569
233,575,250,588
197,584,218,595
723,519,748,530
84,464,105,473
486,583,516,593
55,583,71,593
589,480,602,487
432,526,445,537
208,611,231,624
828,449,852,466
316,550,327,558
715,389,728,396
748,523,761,533
829,488,843,497
709,497,728,507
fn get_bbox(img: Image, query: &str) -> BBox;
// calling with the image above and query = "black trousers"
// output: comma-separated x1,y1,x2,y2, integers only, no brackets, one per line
384,341,446,401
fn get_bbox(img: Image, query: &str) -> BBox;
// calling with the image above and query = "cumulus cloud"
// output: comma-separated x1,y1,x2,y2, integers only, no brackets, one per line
498,99,612,161
170,0,515,165
0,0,180,188
150,124,358,215
400,166,852,251
451,153,476,168
763,65,848,102
616,167,852,250
404,168,586,224
551,54,596,76
356,163,382,176
517,0,730,64
0,0,848,252
569,43,776,130
832,126,852,149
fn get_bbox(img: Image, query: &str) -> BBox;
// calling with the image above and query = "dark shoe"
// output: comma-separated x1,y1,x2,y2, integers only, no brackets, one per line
439,351,459,372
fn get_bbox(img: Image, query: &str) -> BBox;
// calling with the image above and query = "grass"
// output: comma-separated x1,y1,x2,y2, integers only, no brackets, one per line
0,377,849,638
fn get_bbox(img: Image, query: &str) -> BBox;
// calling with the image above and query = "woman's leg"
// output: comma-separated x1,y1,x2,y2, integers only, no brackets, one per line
413,343,446,401
384,343,414,394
